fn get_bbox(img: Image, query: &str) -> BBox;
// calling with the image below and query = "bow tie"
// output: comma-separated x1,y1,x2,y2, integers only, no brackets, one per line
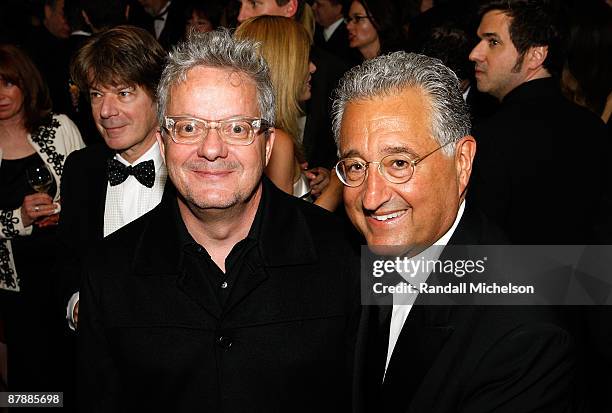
106,158,155,188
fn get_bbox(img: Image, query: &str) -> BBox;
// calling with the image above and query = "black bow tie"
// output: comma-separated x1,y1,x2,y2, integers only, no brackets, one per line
106,158,155,188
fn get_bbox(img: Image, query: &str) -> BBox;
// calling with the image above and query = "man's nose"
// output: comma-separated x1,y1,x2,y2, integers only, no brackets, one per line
469,41,485,62
99,95,119,119
361,166,392,212
196,127,228,161
237,4,250,23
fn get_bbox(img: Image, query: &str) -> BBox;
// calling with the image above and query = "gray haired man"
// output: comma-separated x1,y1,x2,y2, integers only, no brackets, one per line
77,29,359,412
333,52,576,412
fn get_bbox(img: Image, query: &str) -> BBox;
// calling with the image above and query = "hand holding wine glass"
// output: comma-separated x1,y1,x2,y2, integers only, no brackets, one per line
26,164,53,194
20,164,60,227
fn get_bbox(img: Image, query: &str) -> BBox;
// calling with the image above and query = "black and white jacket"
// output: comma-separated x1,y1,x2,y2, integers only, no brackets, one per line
0,114,85,291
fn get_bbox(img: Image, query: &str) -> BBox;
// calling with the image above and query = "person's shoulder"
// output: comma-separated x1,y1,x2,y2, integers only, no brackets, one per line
65,143,109,165
293,194,354,243
461,305,572,352
85,205,159,270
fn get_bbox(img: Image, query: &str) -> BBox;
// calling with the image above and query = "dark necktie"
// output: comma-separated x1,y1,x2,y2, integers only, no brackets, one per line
106,158,155,188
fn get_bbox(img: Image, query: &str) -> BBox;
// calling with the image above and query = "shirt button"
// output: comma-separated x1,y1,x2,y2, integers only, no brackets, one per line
217,335,233,350
220,281,228,289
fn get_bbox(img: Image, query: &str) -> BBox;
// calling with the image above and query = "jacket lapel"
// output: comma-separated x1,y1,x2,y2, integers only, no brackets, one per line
129,193,223,319
382,305,454,410
92,156,109,238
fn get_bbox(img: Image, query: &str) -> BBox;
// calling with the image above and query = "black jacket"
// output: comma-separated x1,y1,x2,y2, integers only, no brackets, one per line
468,77,610,244
77,178,360,412
353,207,577,412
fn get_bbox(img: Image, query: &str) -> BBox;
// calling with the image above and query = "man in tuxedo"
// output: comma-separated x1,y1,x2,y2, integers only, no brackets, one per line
129,0,186,50
332,51,576,412
313,0,359,65
58,26,167,329
76,29,359,411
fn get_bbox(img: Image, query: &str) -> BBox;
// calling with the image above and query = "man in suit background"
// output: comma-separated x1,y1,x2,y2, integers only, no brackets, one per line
313,0,359,65
77,29,359,411
332,51,577,412
129,0,186,50
467,0,608,244
467,2,612,410
58,25,167,329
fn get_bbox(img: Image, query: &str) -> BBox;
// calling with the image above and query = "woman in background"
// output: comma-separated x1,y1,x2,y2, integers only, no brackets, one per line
183,0,222,35
0,44,84,391
345,0,403,60
235,15,316,199
562,1,611,129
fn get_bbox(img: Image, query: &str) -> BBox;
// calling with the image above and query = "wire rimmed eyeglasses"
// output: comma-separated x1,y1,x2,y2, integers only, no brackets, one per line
335,141,454,187
163,116,273,146
344,14,372,24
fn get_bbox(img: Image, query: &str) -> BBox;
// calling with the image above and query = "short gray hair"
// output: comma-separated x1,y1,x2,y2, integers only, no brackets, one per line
331,51,471,156
157,29,275,126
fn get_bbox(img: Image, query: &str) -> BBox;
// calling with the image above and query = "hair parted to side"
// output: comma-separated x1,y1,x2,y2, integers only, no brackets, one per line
332,51,471,156
234,15,310,159
157,28,275,128
0,44,52,132
479,0,568,77
70,25,166,99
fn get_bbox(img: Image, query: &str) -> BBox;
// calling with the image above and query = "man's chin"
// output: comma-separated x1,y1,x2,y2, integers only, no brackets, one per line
365,240,414,257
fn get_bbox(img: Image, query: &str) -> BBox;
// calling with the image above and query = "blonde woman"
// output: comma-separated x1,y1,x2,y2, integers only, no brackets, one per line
235,15,316,198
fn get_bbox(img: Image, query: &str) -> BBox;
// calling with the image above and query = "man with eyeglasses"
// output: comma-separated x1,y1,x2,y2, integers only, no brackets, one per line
333,51,576,412
76,29,359,412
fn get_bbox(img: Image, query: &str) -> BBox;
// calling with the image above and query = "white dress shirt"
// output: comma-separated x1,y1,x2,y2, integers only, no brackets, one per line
67,141,167,329
153,1,171,39
103,141,167,237
384,201,466,377
323,18,344,42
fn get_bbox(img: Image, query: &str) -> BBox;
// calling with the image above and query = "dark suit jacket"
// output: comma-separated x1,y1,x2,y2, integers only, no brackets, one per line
314,23,361,67
57,144,113,304
353,207,577,413
468,77,610,244
77,179,360,412
303,46,351,169
127,0,185,50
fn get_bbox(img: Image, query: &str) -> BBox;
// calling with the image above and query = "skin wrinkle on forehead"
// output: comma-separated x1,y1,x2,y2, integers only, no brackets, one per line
168,69,255,118
340,91,436,158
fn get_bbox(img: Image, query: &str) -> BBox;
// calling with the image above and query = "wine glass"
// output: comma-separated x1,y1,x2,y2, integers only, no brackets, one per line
26,164,53,194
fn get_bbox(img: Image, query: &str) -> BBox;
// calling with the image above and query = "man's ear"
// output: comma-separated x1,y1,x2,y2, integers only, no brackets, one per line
156,128,166,164
526,45,548,70
264,128,276,166
283,0,299,18
454,135,476,197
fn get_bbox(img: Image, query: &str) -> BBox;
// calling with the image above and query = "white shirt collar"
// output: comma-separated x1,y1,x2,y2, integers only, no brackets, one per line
462,85,471,102
157,0,171,17
115,140,163,172
397,200,466,288
323,18,344,41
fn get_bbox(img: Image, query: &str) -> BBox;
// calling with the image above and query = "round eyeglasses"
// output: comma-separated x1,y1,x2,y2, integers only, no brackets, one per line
335,141,453,187
163,116,272,146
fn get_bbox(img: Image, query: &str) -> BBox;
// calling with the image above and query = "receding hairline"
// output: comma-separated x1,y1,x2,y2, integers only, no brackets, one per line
338,85,439,147
164,66,261,113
